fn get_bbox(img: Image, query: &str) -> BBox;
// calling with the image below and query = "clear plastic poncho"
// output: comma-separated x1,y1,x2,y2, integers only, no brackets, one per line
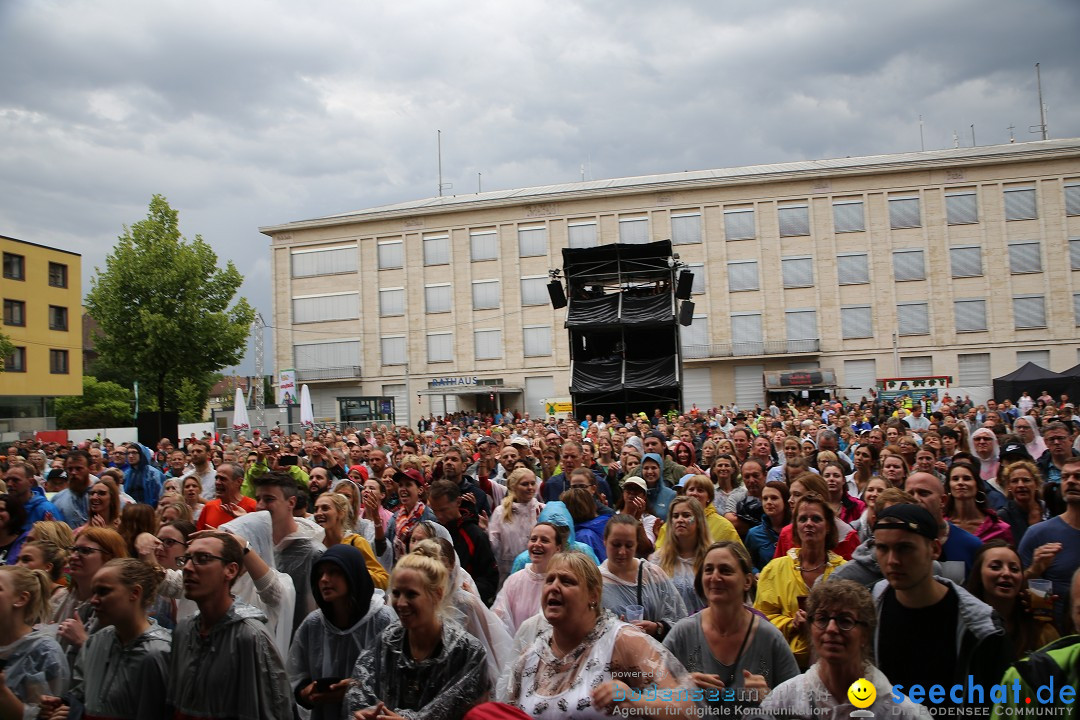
220,511,297,659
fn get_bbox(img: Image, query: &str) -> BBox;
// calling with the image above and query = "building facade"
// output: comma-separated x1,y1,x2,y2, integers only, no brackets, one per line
1,235,82,429
262,139,1080,423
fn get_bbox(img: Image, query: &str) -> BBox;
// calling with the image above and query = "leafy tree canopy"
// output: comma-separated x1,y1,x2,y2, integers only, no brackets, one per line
55,376,134,429
85,195,255,416
0,332,13,371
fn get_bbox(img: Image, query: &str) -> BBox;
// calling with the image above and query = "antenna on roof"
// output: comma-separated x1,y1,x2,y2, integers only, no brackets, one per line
1029,63,1048,140
971,124,976,147
952,131,959,149
437,130,453,196
919,114,925,151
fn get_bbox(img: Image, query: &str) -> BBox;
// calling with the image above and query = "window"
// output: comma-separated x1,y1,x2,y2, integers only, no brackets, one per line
518,226,547,257
1066,183,1080,216
727,260,759,292
837,253,869,285
1004,186,1037,221
377,240,403,269
889,196,921,229
470,231,498,261
1013,295,1046,329
1071,239,1080,270
1009,242,1042,274
950,246,983,278
472,280,500,310
724,208,755,240
49,349,68,374
425,284,452,314
680,315,709,349
423,234,450,266
523,325,552,357
781,257,814,288
897,302,929,336
833,200,865,233
841,306,873,339
567,221,598,249
4,347,25,372
618,217,649,244
48,262,68,288
48,305,68,331
946,191,979,225
292,292,360,323
893,249,926,281
474,329,502,360
3,299,25,327
2,253,24,280
686,263,705,294
671,213,702,245
294,340,361,371
381,336,406,366
957,353,991,386
520,276,548,306
954,299,987,332
899,356,933,376
1074,294,1080,326
731,313,763,355
778,204,810,237
427,333,453,363
378,288,404,317
291,245,357,277
1017,350,1050,369
785,309,818,342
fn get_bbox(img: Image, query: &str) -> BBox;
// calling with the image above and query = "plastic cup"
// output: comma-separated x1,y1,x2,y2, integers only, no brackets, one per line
1028,579,1054,621
624,604,645,622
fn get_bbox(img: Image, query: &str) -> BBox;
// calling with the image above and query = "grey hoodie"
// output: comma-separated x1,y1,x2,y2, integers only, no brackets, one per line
830,539,954,588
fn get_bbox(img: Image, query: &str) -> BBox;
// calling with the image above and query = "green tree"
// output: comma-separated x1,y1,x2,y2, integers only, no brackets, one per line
55,376,134,428
85,195,255,417
0,331,13,370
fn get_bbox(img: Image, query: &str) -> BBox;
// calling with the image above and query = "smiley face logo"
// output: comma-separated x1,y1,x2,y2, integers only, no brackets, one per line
847,678,876,709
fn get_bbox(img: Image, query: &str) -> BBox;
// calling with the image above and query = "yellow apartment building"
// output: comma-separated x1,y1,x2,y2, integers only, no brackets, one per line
1,235,82,429
261,139,1080,423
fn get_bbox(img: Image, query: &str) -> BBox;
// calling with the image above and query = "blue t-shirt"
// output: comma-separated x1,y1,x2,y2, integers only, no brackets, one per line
1018,516,1080,623
941,522,982,578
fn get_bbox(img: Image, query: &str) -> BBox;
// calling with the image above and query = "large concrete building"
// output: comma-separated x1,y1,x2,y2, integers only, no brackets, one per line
1,235,82,430
262,139,1080,424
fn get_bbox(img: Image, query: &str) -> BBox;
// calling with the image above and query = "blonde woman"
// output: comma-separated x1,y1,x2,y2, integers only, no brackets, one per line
0,565,68,717
311,492,388,590
488,468,544,581
651,497,711,616
344,549,490,720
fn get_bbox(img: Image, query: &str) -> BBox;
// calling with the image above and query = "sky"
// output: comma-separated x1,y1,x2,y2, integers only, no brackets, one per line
2,0,1078,375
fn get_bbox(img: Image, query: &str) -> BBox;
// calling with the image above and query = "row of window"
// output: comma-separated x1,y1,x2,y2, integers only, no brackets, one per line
292,238,1070,323
290,183,1080,279
2,253,69,287
3,348,69,374
725,240,1057,292
292,327,553,370
2,301,68,330
843,351,1052,392
682,294,1052,350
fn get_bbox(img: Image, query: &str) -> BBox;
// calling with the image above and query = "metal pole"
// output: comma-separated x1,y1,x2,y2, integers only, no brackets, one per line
404,363,411,430
437,130,443,197
971,124,976,147
892,333,900,376
919,114,924,151
1036,63,1048,140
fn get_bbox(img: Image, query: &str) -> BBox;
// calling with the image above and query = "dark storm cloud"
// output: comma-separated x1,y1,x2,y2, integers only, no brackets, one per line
1,0,1077,372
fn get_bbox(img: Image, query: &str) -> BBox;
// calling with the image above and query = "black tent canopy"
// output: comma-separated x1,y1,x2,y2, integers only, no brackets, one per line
992,362,1080,403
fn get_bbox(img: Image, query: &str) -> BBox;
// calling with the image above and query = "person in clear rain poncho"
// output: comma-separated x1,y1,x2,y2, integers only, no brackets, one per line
288,544,396,720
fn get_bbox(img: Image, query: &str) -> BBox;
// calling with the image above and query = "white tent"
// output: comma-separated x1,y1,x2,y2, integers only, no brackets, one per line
232,387,251,431
300,384,315,427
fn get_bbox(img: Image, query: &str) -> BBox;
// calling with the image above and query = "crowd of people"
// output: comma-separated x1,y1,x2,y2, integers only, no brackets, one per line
0,388,1079,718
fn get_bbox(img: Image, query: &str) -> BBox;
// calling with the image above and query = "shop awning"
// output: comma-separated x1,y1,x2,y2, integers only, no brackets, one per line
764,369,836,391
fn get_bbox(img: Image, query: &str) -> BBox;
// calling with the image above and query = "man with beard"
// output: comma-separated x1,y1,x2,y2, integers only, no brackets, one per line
51,450,95,528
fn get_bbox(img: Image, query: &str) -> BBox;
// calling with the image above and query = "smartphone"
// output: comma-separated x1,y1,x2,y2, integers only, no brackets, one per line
278,454,299,467
314,677,342,693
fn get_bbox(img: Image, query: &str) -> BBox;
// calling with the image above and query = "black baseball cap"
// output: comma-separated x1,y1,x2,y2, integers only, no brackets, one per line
873,504,938,540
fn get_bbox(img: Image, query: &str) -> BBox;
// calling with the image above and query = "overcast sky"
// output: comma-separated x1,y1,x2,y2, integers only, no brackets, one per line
2,0,1078,375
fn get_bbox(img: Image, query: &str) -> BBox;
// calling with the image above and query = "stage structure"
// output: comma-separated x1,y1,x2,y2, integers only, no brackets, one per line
549,240,695,419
